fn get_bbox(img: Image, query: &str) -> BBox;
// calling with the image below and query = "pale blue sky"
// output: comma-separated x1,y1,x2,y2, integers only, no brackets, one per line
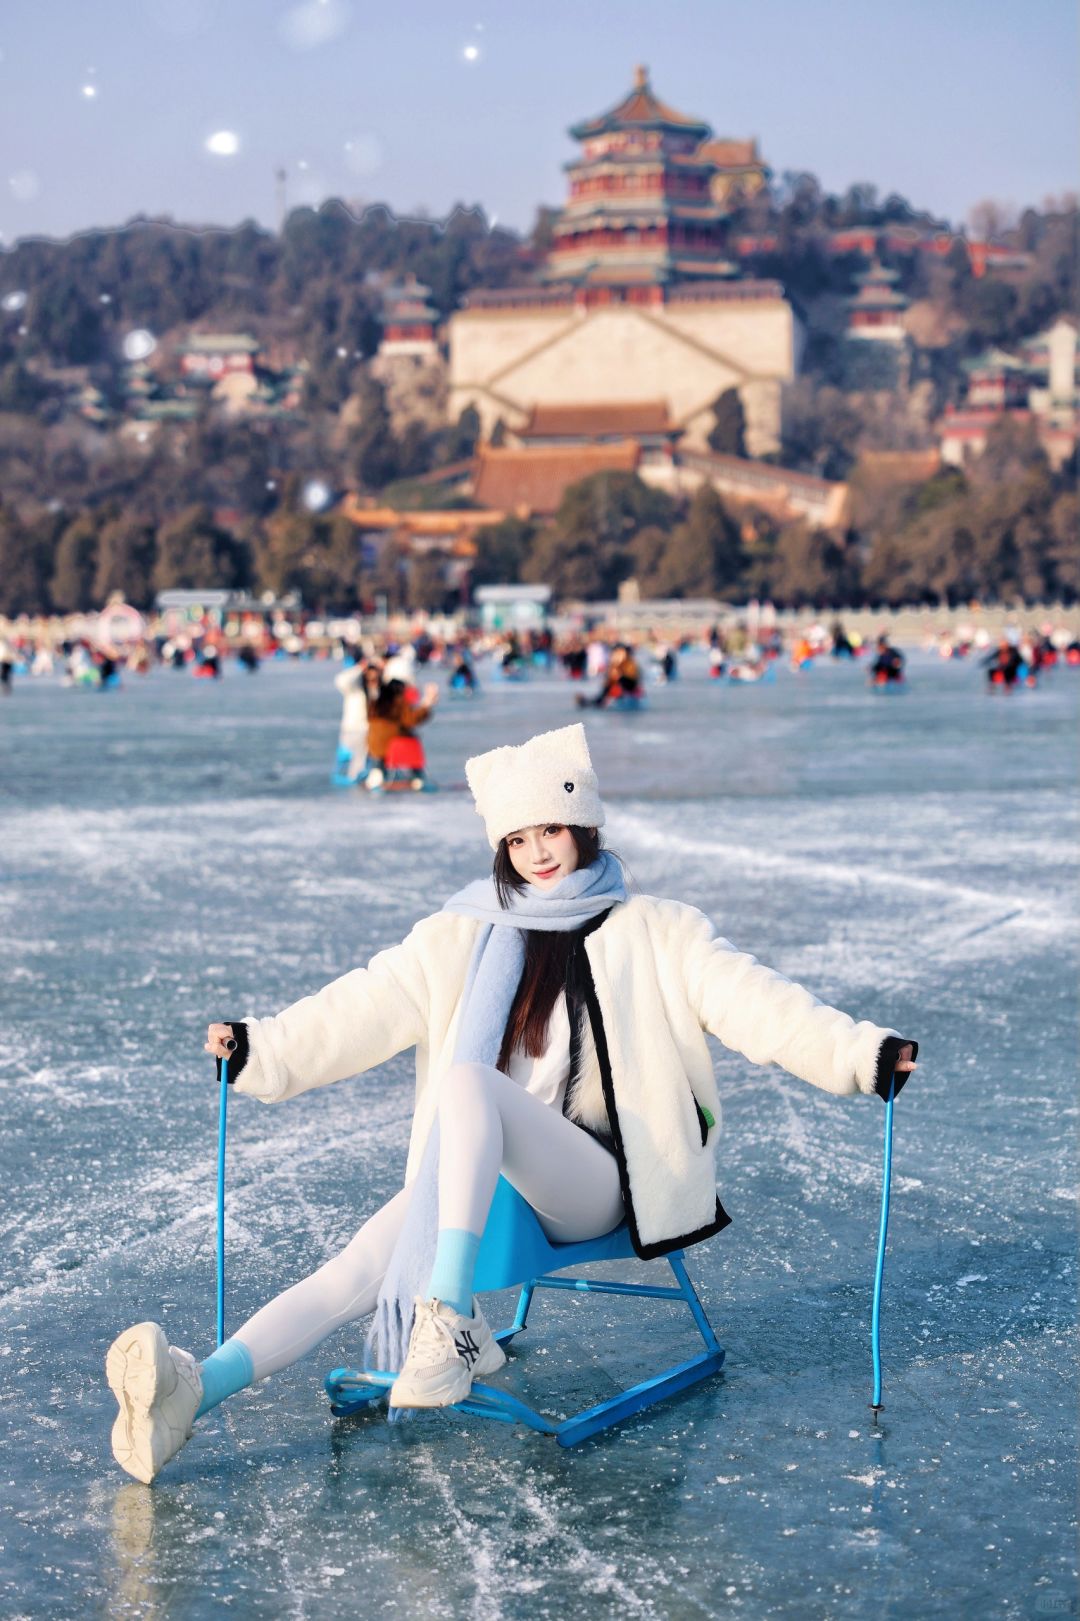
0,0,1075,246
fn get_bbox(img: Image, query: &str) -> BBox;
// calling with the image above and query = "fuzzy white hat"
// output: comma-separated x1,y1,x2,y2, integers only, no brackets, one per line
383,647,416,684
465,723,605,849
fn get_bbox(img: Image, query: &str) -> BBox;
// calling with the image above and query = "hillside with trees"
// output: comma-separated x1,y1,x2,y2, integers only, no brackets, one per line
0,178,1075,615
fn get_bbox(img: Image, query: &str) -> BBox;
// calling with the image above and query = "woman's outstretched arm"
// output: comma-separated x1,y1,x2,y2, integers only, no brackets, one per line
203,912,454,1104
675,905,918,1099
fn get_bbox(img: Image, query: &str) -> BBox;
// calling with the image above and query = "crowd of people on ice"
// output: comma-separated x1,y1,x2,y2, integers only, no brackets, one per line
1,615,1077,710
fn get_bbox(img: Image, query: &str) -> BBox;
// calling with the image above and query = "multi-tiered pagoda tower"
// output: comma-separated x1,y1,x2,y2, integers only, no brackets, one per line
543,66,733,291
846,260,909,343
448,70,798,457
377,274,440,358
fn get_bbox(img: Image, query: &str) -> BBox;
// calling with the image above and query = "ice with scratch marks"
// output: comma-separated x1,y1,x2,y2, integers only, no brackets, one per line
0,651,1076,1619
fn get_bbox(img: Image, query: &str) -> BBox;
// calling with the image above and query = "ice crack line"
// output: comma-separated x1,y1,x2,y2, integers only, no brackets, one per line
613,811,1070,930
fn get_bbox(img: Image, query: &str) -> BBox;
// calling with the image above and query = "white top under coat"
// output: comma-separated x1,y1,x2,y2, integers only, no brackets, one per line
506,991,572,1111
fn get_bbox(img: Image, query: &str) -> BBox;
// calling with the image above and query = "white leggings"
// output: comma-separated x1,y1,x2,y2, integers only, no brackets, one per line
233,1062,624,1379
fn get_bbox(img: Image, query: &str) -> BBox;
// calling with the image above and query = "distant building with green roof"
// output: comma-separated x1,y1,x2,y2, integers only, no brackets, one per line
179,332,260,384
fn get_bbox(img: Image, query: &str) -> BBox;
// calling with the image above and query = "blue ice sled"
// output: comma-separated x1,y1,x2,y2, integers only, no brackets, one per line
325,1175,725,1447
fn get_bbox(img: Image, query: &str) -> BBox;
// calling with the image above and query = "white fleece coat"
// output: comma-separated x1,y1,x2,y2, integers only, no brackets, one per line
334,665,368,751
233,895,900,1257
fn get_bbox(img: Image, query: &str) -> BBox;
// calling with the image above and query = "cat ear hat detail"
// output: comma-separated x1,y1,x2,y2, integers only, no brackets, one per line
465,723,606,849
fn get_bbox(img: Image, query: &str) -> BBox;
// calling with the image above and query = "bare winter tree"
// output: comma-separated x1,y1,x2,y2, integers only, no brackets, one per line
968,199,1018,241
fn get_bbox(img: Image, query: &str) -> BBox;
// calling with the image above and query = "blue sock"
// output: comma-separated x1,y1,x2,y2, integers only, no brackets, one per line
195,1338,255,1419
426,1228,482,1317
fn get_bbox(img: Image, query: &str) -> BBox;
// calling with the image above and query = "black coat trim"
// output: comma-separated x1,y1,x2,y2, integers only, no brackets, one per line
224,1022,250,1085
561,918,616,1154
571,911,733,1261
874,1036,919,1100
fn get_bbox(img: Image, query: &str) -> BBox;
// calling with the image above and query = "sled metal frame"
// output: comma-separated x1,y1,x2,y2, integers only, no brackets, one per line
325,1179,725,1447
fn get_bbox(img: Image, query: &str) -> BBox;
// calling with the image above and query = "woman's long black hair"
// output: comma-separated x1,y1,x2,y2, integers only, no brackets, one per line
493,825,604,1070
371,678,405,719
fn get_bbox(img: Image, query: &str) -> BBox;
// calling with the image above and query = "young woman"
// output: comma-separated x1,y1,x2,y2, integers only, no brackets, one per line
106,723,917,1483
333,652,377,770
365,676,439,788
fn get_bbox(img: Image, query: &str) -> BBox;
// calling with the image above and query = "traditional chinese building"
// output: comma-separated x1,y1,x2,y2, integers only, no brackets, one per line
377,274,440,358
448,69,797,457
510,400,678,454
543,67,733,289
938,408,1077,470
697,137,770,210
1020,315,1079,419
961,347,1030,410
471,442,643,517
846,261,909,341
641,448,850,532
369,273,447,434
179,333,260,380
937,315,1078,469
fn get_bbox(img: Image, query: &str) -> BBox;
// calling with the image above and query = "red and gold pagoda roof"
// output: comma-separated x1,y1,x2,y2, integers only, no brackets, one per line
571,66,711,140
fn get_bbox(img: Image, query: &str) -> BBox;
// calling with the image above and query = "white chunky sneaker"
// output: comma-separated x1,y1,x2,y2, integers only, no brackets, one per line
388,1297,506,1410
106,1322,202,1484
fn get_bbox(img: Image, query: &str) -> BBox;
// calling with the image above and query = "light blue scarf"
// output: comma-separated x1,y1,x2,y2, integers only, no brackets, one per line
363,851,626,1405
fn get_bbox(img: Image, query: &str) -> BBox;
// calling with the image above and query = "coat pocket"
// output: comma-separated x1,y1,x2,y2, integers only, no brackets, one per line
692,1095,714,1148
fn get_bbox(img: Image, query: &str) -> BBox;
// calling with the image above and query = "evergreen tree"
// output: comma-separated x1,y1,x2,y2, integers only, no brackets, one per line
696,485,745,594
93,512,158,607
396,419,434,480
525,472,676,599
445,405,481,461
317,512,366,610
471,516,535,587
34,284,105,365
254,510,312,598
50,511,101,611
1047,490,1080,600
959,277,1020,346
0,363,52,414
647,487,745,599
254,509,363,610
650,519,716,598
0,503,61,614
344,374,399,490
767,523,857,607
304,335,363,413
152,504,248,593
628,524,671,594
707,388,747,457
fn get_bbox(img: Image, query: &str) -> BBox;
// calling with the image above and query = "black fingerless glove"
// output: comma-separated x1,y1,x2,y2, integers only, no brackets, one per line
221,1022,250,1084
874,1036,919,1101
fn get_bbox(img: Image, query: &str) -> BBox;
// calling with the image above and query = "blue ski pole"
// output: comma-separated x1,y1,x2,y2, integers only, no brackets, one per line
870,1071,895,1417
216,1051,231,1349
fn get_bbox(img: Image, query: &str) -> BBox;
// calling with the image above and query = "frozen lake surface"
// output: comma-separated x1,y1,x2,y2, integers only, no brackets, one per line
1,650,1077,1619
